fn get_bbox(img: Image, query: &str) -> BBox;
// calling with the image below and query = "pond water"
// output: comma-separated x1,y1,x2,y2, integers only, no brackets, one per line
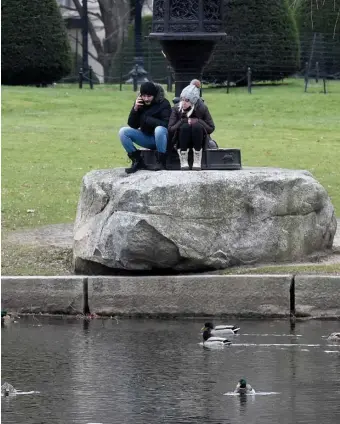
1,317,340,424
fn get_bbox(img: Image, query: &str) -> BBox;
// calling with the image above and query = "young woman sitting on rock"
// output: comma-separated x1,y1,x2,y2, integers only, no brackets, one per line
168,80,215,170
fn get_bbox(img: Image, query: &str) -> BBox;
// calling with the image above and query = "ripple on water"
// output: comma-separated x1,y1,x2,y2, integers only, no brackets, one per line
1,318,340,424
223,392,281,396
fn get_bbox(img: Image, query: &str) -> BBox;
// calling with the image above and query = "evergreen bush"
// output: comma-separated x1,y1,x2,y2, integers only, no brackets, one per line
203,0,300,84
1,0,72,85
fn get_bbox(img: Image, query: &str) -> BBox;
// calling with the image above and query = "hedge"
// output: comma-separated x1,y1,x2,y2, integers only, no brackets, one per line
1,0,72,85
203,0,300,84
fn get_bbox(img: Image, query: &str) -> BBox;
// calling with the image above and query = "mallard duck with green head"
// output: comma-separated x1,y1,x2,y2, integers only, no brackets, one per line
201,322,232,346
234,379,255,395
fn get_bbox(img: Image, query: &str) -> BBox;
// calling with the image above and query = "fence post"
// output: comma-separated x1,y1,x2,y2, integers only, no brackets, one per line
323,78,327,94
119,49,124,91
227,70,231,94
119,58,123,91
315,61,319,83
304,61,309,92
167,66,173,92
247,67,252,94
89,66,93,89
133,64,138,92
119,31,125,91
79,67,83,89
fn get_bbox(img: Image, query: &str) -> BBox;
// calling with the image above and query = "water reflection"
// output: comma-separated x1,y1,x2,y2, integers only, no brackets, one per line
1,318,340,424
236,392,250,419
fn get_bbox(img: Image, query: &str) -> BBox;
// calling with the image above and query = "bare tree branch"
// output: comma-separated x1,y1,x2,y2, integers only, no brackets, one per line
59,0,130,81
60,5,103,22
60,5,77,12
334,9,340,38
87,48,101,63
67,33,100,63
72,0,105,62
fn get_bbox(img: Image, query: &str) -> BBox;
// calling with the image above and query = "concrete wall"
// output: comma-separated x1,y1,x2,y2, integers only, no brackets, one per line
295,275,340,318
1,276,84,314
87,275,292,317
2,274,339,318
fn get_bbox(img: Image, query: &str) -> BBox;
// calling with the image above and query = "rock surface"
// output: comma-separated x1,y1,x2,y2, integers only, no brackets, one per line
73,167,337,273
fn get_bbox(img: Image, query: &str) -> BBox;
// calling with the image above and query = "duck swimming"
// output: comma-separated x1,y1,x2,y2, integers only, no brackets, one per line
234,379,255,395
1,382,16,396
201,323,232,346
1,311,14,326
202,321,240,336
327,332,340,342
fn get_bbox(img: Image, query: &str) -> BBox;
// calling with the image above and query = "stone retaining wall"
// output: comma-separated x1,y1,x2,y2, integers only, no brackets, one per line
2,275,339,318
295,275,340,318
1,276,84,314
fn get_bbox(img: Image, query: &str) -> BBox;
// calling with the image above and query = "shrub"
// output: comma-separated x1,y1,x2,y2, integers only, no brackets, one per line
203,0,300,84
1,0,72,85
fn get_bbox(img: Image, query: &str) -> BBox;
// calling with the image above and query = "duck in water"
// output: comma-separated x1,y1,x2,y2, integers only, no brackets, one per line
1,382,16,396
203,321,240,335
234,379,255,395
201,323,232,346
327,332,340,342
1,310,15,326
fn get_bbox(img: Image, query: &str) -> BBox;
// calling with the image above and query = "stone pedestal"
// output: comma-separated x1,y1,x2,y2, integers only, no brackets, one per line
149,0,226,97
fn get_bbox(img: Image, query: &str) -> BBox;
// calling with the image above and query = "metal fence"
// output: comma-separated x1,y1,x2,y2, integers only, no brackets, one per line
61,31,340,92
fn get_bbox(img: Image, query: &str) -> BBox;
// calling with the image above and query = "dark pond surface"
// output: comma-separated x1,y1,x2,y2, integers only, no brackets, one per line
1,317,340,424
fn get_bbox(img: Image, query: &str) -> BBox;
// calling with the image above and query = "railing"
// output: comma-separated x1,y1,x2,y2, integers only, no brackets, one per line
59,32,340,93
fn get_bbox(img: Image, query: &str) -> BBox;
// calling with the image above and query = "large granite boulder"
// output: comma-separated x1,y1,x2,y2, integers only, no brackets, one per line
73,167,336,273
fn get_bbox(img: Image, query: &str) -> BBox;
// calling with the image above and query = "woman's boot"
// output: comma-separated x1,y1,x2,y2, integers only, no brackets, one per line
192,149,203,170
177,149,189,170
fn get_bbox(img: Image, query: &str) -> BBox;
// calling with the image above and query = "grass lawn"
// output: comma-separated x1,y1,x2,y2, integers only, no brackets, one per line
2,79,340,232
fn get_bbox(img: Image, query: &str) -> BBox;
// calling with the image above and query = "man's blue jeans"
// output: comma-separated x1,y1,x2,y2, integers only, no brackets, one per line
119,126,168,154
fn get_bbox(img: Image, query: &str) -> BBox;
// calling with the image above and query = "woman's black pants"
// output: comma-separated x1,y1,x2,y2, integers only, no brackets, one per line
178,123,204,151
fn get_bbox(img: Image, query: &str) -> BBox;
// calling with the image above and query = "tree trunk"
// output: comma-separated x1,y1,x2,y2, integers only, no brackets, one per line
62,0,130,82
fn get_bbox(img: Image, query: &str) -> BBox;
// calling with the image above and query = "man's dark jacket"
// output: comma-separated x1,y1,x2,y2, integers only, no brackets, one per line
127,84,171,135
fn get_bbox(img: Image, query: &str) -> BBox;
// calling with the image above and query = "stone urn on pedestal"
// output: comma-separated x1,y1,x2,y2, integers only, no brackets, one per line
149,0,226,100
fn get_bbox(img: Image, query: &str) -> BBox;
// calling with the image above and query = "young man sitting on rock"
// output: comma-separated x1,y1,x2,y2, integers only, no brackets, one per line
119,82,172,174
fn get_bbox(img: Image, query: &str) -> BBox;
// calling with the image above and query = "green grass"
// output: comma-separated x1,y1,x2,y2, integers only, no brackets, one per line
1,241,73,276
2,79,340,231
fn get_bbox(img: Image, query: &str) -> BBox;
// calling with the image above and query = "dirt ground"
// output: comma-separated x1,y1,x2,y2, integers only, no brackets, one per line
2,220,340,276
5,223,74,249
